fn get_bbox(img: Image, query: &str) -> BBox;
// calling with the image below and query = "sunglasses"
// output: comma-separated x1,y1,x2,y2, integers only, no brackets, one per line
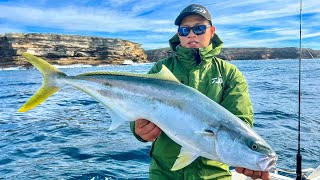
178,25,211,37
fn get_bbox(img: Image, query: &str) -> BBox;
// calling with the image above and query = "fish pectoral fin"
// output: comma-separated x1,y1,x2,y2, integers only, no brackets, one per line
171,147,199,171
107,109,127,131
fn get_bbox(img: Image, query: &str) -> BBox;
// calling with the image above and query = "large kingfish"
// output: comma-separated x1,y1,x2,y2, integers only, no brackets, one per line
18,53,277,171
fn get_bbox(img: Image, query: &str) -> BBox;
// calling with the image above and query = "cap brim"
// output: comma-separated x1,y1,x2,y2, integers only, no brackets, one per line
174,12,210,25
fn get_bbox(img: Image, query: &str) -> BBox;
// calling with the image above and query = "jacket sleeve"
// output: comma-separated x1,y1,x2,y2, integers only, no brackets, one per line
129,62,163,142
220,67,254,127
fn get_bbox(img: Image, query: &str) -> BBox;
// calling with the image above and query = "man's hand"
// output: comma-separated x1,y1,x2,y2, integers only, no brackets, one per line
135,119,161,142
235,167,270,180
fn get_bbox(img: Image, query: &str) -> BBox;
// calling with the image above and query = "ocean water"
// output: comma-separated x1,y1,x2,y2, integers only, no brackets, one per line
0,59,319,179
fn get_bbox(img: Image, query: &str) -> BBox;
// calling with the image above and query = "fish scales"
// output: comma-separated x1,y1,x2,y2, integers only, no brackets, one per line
18,53,277,171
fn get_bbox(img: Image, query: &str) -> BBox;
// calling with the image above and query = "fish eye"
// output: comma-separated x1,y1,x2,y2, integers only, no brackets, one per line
251,143,259,150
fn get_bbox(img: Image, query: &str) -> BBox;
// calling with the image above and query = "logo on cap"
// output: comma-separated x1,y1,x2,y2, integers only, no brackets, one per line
191,6,206,14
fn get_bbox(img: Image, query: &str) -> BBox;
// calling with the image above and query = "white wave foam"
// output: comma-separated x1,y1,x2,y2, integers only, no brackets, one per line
0,66,28,71
52,64,93,69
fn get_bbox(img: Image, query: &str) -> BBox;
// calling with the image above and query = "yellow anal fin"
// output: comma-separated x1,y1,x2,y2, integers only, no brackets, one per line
171,147,199,171
18,86,60,112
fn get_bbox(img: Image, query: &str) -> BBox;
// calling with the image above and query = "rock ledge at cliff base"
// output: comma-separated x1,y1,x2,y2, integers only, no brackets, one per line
0,33,148,68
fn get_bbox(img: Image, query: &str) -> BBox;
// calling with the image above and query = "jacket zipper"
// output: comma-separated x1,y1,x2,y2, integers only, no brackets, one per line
194,48,201,65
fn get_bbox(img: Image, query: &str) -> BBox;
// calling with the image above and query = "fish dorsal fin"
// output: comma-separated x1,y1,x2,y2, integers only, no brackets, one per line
151,65,180,83
171,147,199,171
79,65,180,83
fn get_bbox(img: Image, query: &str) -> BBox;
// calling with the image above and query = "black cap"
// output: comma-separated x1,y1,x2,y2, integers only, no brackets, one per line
174,4,212,26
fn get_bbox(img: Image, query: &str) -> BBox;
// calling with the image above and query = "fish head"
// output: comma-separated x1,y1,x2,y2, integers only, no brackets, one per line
214,126,277,171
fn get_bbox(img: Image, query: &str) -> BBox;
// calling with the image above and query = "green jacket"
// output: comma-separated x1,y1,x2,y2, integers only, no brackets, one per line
130,34,254,179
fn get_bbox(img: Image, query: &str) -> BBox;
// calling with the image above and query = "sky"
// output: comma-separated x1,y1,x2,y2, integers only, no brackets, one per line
0,0,319,50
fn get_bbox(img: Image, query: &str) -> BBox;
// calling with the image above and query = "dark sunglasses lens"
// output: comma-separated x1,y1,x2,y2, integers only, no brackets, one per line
178,27,190,36
193,25,207,35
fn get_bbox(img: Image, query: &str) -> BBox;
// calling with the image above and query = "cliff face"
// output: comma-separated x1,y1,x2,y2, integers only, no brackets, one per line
145,48,175,62
145,47,320,62
2,33,319,68
0,33,148,68
219,47,320,60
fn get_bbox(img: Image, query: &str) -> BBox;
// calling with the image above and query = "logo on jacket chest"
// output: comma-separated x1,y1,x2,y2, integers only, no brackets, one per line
212,77,223,84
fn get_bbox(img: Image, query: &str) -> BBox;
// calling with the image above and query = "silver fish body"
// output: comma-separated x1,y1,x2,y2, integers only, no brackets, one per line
19,53,277,171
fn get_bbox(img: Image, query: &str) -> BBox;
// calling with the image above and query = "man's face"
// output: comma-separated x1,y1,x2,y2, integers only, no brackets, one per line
178,15,215,48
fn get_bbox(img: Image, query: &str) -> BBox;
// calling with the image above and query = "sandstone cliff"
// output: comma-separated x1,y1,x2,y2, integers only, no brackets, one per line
145,47,320,62
2,33,319,68
219,47,320,60
0,33,148,68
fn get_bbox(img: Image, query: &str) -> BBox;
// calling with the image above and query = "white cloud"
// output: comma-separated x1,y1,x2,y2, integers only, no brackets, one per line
254,28,299,36
130,1,162,14
0,5,163,32
152,20,172,25
213,0,320,25
0,3,178,33
215,4,298,25
304,32,320,39
218,28,300,48
106,0,136,8
0,0,319,49
213,0,276,10
152,28,176,33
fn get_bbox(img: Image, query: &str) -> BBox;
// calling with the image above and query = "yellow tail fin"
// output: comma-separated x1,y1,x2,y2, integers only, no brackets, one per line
18,53,66,112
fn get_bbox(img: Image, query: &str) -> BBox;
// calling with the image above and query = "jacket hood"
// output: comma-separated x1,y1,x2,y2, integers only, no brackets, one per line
168,33,223,56
168,33,223,71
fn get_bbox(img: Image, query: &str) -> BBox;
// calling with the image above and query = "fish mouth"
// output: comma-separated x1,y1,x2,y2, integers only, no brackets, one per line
258,154,277,171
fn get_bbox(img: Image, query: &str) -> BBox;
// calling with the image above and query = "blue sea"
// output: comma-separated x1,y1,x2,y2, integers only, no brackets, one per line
0,59,319,179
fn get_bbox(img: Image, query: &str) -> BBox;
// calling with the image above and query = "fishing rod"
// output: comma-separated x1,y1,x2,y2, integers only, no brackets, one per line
296,0,302,179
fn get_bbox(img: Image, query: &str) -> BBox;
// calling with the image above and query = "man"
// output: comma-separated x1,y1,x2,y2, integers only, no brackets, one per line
130,4,270,180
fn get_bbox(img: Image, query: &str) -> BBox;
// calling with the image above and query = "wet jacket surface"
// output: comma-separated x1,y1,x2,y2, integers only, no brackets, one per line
130,33,254,179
